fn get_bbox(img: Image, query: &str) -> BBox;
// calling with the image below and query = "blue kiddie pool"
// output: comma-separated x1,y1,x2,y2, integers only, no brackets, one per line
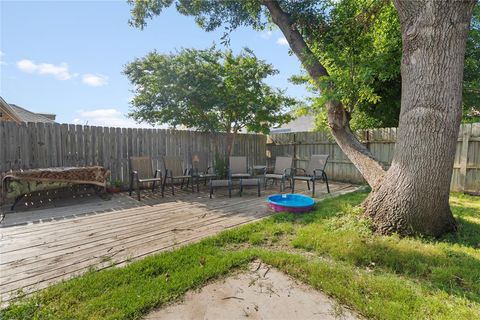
267,194,315,213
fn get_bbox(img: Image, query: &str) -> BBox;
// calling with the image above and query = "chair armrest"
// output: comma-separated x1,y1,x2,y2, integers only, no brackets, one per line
293,168,307,176
284,168,293,176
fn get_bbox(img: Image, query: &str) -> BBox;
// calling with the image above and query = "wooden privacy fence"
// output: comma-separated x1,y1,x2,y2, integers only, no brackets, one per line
267,123,480,193
1,121,478,192
0,121,266,186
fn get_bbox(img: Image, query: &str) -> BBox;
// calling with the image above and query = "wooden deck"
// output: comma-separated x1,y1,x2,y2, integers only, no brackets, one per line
0,181,358,303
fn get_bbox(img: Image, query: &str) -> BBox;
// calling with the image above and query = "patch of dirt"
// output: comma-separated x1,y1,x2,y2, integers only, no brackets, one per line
145,261,358,320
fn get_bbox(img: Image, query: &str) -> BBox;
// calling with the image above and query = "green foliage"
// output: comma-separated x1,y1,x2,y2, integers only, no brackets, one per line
124,46,296,134
463,4,480,123
2,192,479,319
128,0,480,130
110,179,122,187
291,0,402,130
213,154,228,178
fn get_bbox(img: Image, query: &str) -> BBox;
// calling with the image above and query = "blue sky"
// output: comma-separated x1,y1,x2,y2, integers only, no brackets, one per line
0,0,309,127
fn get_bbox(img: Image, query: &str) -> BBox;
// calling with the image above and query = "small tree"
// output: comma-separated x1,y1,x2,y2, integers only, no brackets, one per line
124,47,296,155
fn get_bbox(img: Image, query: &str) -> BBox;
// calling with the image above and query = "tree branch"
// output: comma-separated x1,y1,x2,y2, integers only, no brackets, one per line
262,0,386,187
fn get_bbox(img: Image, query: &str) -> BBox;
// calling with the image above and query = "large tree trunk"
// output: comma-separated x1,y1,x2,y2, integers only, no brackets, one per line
264,0,475,236
262,0,386,187
363,0,476,236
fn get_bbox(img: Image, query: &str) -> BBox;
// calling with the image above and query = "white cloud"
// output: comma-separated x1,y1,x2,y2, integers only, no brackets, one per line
276,37,289,46
16,59,76,80
15,58,109,87
260,30,273,39
82,73,108,87
78,108,120,118
73,108,157,128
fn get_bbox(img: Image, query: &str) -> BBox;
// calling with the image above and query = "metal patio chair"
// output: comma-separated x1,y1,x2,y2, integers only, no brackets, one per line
292,154,330,196
228,156,251,179
162,156,196,195
190,151,217,190
129,156,163,201
264,156,293,192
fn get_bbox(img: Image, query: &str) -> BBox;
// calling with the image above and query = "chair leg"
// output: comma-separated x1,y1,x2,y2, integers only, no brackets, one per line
324,172,330,193
240,180,243,197
171,178,175,195
281,178,285,192
264,178,268,190
209,182,213,199
257,180,261,197
292,178,295,194
181,178,185,190
129,177,134,196
11,194,25,211
228,181,232,198
162,175,167,197
312,179,315,196
136,182,141,201
152,180,156,192
307,181,310,190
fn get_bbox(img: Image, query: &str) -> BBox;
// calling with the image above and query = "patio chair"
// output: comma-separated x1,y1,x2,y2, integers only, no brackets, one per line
162,156,196,195
129,156,164,201
190,151,217,190
264,156,293,192
228,156,251,179
292,154,330,196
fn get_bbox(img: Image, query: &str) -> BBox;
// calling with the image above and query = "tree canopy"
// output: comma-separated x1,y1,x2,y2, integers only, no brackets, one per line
291,0,402,130
128,0,479,130
293,0,479,129
124,47,295,134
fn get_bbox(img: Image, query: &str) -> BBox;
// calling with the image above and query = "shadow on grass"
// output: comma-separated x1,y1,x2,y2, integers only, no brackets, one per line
292,215,480,305
271,191,368,225
438,216,480,249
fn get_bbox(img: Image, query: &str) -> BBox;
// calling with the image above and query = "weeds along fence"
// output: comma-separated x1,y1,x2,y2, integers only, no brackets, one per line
0,121,266,186
267,123,480,193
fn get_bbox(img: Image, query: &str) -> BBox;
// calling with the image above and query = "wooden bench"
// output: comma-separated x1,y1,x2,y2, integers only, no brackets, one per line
1,166,110,215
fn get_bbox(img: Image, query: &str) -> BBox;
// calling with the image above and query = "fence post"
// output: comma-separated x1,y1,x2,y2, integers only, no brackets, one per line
459,124,471,192
293,133,297,169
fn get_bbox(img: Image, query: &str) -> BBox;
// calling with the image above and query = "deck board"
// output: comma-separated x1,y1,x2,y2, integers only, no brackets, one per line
0,181,358,303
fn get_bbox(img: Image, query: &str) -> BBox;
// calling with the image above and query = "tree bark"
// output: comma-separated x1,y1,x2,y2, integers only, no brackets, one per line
363,0,476,236
225,131,236,158
262,0,386,187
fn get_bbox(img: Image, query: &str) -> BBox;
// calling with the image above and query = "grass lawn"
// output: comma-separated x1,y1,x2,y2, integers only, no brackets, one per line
2,191,479,320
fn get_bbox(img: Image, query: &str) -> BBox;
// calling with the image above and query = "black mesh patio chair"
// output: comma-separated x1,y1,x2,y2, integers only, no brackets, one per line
228,156,251,179
129,156,164,201
190,151,217,190
264,156,293,192
292,154,330,196
162,156,196,195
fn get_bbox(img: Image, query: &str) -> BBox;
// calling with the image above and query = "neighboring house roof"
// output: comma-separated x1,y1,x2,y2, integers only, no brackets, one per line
0,96,56,123
270,115,315,133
